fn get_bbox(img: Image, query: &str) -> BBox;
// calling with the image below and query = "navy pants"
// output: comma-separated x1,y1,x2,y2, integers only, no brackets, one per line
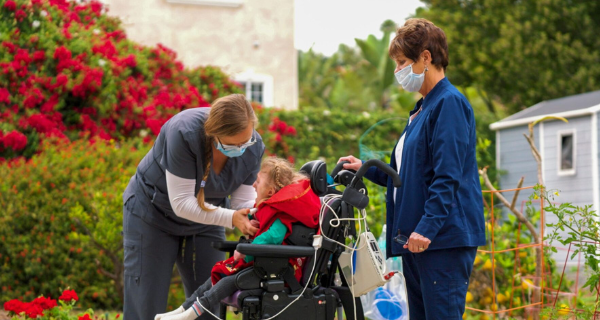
123,196,225,320
401,247,477,320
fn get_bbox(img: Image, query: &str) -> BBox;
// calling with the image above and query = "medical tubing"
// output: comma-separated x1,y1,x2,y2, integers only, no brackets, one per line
350,159,401,188
319,194,368,252
319,193,370,319
198,192,370,320
197,249,320,320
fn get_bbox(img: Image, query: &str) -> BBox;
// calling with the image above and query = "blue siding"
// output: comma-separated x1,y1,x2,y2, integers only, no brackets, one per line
498,115,596,267
541,116,595,266
498,125,540,208
543,116,594,207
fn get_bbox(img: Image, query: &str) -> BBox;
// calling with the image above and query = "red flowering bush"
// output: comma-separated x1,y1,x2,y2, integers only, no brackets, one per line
0,0,241,160
4,289,118,319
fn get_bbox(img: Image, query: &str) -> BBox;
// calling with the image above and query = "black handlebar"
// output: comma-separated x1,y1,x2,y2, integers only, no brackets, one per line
331,160,351,177
351,159,401,188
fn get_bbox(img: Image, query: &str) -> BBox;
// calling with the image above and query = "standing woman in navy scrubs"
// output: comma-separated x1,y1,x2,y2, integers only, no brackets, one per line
122,94,264,320
339,18,485,320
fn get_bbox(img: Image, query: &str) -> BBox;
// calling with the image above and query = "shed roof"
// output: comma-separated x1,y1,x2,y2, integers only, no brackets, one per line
491,90,600,130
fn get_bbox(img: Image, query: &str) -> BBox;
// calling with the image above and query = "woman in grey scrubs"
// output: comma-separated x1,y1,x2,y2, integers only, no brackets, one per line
122,94,264,320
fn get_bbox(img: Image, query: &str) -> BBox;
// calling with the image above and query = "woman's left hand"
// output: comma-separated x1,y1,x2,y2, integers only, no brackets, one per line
404,232,431,253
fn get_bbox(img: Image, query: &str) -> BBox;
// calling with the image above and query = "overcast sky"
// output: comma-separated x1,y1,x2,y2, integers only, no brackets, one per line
294,0,424,56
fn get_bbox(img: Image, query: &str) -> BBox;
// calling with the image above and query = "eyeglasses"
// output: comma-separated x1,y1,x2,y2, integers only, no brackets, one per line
393,231,409,245
216,136,257,151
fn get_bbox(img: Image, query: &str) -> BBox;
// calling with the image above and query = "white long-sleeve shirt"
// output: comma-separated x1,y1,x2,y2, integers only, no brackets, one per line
165,169,256,228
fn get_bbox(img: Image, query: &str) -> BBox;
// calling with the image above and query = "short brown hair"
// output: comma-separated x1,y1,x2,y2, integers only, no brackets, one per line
389,18,449,71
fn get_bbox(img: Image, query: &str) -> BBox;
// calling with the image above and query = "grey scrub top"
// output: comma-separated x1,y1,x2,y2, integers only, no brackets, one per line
123,107,265,236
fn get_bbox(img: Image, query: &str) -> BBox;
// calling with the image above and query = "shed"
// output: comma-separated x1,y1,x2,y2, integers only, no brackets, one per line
490,90,600,265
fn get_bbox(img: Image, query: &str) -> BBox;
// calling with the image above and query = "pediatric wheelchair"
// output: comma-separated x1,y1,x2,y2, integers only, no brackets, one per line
211,159,402,320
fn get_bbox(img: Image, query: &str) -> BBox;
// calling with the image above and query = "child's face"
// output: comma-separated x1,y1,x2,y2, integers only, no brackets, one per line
253,168,275,203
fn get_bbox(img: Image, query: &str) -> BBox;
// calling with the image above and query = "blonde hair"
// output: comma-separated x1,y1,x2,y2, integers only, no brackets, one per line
261,157,307,194
197,94,258,211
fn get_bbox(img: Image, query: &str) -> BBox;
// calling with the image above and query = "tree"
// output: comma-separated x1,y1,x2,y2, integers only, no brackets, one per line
354,19,398,109
298,21,418,112
417,0,600,114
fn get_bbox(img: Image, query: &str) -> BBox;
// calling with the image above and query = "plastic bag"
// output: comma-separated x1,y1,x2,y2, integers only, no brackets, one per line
360,224,409,320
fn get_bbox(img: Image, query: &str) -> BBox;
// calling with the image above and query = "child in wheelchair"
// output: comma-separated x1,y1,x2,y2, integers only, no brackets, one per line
155,157,322,320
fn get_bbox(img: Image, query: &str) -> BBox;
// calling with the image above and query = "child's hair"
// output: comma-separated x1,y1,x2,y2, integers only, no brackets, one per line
261,157,307,193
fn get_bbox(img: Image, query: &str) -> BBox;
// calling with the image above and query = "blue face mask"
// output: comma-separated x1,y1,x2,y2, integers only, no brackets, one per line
216,145,247,158
394,63,427,92
215,136,256,158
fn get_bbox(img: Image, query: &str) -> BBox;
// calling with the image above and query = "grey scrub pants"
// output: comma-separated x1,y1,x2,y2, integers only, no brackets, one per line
123,196,225,320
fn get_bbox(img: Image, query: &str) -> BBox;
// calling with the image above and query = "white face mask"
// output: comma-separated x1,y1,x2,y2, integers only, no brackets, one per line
394,63,426,92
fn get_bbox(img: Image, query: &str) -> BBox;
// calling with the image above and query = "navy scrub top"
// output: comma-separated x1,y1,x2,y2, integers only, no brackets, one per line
365,77,486,257
123,107,265,236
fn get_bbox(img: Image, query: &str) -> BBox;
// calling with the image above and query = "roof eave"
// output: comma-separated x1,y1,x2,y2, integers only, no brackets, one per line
489,104,600,131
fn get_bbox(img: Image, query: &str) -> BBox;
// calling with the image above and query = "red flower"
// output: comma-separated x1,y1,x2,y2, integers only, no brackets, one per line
23,88,44,109
2,131,28,151
3,0,16,11
4,299,26,314
89,1,103,16
79,314,92,320
92,40,117,59
53,46,72,61
32,296,57,310
15,9,27,21
106,30,125,41
286,126,297,136
0,88,10,104
41,95,59,113
145,118,164,136
2,41,17,54
54,74,69,90
120,54,137,68
28,114,57,133
24,303,44,318
59,289,79,302
33,50,45,61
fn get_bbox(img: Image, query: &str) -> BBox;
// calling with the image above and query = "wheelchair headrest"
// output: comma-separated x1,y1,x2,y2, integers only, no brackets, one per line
300,160,328,197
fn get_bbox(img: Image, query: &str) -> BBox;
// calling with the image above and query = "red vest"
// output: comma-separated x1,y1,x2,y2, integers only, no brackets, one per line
211,180,321,285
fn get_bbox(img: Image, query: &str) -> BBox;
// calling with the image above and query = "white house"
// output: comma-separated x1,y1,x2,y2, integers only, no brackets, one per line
101,0,298,109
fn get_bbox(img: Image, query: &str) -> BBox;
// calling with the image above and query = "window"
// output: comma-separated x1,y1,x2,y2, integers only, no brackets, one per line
558,130,576,176
250,83,263,103
233,70,273,106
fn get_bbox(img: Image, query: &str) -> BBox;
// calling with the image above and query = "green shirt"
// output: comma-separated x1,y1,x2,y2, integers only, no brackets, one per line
244,218,287,262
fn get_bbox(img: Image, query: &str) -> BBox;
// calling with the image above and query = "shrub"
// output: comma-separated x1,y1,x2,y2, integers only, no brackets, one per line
0,0,241,160
255,106,409,238
0,138,147,310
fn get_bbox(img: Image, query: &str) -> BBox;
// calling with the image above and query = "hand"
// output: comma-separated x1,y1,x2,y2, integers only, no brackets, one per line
338,155,362,171
233,250,245,262
232,208,259,236
250,219,260,228
155,306,184,320
403,232,431,253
